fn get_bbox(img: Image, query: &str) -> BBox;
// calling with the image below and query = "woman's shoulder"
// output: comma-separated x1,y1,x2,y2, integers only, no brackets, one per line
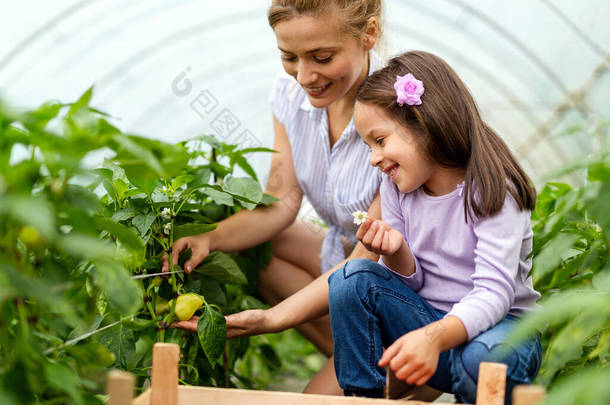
269,71,309,125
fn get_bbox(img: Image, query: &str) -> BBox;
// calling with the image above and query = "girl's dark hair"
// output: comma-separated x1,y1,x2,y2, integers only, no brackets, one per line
356,50,536,220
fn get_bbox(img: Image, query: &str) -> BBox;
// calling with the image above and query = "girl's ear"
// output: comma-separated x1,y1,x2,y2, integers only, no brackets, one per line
362,16,379,51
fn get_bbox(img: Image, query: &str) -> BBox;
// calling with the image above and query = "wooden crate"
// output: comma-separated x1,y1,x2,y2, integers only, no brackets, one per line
107,343,546,405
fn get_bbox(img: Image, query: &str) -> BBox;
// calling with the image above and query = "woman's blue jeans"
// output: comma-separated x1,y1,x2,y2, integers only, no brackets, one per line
328,259,542,405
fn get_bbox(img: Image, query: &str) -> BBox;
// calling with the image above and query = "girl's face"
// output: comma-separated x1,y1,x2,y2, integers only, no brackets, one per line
273,14,372,108
354,102,437,194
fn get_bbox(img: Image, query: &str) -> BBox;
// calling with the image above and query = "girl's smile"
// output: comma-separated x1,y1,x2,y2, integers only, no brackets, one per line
354,102,465,196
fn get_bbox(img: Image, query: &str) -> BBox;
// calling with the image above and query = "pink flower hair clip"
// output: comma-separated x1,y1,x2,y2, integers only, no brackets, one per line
394,73,424,106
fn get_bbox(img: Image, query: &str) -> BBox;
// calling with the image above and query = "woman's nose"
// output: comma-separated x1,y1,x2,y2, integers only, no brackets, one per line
296,61,317,86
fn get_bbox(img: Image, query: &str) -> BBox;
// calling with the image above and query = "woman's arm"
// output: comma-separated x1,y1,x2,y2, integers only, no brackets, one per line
162,116,303,273
171,193,382,334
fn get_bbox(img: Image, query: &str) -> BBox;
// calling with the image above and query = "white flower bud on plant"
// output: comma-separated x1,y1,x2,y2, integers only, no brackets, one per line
163,222,172,235
161,207,172,220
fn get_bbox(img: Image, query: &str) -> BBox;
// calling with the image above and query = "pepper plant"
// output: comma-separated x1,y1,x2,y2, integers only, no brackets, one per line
510,118,610,405
0,89,284,404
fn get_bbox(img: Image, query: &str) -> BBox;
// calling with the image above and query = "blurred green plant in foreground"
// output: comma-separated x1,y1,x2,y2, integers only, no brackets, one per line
511,117,610,405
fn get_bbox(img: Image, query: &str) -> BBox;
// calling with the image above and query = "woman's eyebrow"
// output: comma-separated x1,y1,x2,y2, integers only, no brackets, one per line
277,46,339,54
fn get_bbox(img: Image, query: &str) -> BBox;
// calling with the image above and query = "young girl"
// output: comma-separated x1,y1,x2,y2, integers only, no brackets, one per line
169,0,384,395
328,50,541,404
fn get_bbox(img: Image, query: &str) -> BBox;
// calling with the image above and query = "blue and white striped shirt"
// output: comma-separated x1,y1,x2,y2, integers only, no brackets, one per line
269,52,385,272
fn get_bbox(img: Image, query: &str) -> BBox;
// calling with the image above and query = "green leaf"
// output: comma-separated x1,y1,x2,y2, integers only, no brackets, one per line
44,362,83,404
173,223,217,240
95,320,136,368
193,251,247,285
0,195,56,240
92,258,142,315
198,134,222,149
543,366,610,405
30,101,64,126
95,216,145,255
202,186,234,206
112,134,164,180
532,233,581,283
197,305,226,365
509,290,610,344
541,312,607,381
0,390,18,405
67,86,93,119
224,176,263,204
586,182,610,235
234,156,258,181
132,212,156,237
261,193,279,205
238,147,276,154
0,261,77,324
57,233,119,260
259,344,282,370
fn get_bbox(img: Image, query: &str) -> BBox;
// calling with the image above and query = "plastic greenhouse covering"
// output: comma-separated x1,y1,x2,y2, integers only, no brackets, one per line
1,0,609,185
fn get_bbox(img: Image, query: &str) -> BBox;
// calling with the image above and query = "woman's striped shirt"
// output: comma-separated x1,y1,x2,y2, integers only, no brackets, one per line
269,52,385,272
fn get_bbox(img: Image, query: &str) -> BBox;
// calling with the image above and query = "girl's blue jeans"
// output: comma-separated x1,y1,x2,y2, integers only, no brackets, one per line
328,259,542,405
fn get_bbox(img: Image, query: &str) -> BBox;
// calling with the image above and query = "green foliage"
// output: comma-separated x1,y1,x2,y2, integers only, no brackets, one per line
0,90,285,402
511,119,610,404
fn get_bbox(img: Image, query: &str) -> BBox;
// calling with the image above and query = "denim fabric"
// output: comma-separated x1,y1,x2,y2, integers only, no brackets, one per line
328,259,542,405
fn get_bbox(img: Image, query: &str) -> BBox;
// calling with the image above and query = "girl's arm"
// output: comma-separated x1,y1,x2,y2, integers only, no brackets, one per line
162,116,303,273
171,194,381,334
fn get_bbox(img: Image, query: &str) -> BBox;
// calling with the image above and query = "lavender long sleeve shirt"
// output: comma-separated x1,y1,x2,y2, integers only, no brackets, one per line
379,176,540,340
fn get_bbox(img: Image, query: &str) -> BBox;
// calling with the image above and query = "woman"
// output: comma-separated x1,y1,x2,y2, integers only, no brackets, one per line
165,0,384,394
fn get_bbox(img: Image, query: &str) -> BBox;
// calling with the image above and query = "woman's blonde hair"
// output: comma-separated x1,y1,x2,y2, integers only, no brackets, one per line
268,0,383,44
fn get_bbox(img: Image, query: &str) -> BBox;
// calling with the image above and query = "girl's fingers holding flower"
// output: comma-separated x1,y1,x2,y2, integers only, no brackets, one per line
361,221,379,247
355,217,373,241
371,228,385,252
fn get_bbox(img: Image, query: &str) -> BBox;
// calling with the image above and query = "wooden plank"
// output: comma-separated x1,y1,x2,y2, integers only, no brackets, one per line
512,385,546,405
475,362,507,405
151,343,180,405
107,370,135,405
176,386,458,405
132,389,150,405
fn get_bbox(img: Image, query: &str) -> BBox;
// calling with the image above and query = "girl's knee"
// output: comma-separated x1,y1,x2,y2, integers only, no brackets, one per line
328,259,386,308
451,338,540,404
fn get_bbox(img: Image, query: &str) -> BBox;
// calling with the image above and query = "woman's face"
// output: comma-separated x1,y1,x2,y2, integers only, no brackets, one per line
273,14,372,108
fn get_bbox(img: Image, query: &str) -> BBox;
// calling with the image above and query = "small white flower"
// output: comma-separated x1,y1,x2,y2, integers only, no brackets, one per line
352,210,368,225
163,222,172,235
161,207,172,220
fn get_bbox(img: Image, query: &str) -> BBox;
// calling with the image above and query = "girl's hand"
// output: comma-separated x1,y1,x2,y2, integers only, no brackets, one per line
356,218,404,256
378,325,443,386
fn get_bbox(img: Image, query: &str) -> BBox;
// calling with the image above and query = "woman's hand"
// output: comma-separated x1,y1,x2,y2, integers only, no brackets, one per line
378,324,444,386
356,218,404,256
171,309,276,338
161,233,211,274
